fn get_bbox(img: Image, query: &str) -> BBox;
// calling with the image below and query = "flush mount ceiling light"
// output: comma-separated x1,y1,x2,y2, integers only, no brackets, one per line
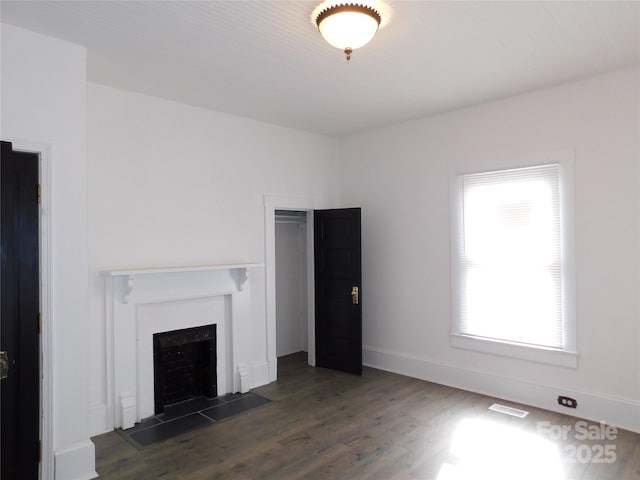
315,3,382,61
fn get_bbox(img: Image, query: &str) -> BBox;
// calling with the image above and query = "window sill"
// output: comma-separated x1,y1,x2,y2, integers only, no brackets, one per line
450,334,578,368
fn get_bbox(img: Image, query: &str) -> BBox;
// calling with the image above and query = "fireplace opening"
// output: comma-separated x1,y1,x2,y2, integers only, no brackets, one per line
153,324,217,414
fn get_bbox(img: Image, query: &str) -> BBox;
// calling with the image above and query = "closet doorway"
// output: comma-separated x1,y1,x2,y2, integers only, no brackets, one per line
274,210,309,358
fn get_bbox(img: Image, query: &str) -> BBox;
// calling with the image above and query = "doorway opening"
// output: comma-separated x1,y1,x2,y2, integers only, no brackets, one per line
264,196,315,383
275,210,308,358
265,198,363,380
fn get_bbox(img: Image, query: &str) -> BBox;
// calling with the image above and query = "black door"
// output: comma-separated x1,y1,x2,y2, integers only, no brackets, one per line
314,208,362,374
1,141,40,480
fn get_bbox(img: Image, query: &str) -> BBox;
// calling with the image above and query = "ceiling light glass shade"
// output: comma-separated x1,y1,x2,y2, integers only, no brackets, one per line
316,4,381,59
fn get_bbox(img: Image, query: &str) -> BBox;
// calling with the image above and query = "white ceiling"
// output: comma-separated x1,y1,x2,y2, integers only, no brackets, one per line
1,1,639,136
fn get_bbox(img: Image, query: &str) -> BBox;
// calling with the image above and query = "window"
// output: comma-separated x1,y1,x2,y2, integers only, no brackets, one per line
451,159,576,367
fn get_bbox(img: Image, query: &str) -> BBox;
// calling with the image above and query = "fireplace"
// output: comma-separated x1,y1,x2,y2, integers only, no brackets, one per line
103,263,268,430
153,324,217,414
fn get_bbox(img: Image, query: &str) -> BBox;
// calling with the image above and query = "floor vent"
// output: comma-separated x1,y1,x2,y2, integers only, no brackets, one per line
489,403,529,418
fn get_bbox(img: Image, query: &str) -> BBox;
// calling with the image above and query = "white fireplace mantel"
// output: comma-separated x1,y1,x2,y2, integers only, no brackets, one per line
103,263,262,303
102,263,264,430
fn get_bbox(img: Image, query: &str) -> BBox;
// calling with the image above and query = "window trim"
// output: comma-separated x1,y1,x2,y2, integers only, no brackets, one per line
450,150,577,368
450,334,577,368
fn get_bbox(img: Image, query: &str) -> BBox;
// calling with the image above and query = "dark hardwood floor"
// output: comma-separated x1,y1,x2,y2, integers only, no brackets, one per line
93,352,640,479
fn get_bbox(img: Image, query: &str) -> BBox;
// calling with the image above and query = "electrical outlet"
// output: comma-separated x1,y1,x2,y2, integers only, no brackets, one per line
557,396,578,408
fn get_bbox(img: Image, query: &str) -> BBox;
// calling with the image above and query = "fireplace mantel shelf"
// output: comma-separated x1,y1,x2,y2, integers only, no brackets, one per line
102,263,262,277
102,263,263,303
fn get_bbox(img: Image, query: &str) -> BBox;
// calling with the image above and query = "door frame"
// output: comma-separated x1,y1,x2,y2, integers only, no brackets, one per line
2,138,53,480
264,195,316,382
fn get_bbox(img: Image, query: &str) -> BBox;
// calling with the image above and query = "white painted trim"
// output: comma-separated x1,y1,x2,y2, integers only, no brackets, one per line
103,264,262,303
450,334,578,368
558,154,577,353
449,149,577,367
104,276,116,431
4,138,54,480
89,404,108,436
102,263,263,276
54,441,97,480
363,345,640,433
252,361,270,388
305,210,315,364
264,195,316,381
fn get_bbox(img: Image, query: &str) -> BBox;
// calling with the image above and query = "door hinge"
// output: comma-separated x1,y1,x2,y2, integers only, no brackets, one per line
37,184,41,204
0,351,8,380
38,313,42,334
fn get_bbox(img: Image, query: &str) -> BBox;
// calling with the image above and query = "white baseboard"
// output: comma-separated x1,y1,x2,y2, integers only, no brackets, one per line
252,361,270,389
54,440,97,480
89,403,109,436
363,345,640,433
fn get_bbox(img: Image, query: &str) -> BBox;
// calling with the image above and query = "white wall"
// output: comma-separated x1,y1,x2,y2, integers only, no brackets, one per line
341,68,640,432
1,24,96,480
87,83,341,434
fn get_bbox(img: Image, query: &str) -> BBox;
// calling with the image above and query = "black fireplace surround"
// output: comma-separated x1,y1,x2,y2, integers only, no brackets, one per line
153,324,217,414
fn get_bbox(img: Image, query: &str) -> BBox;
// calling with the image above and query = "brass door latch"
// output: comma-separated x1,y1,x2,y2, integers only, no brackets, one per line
0,351,8,380
351,286,359,305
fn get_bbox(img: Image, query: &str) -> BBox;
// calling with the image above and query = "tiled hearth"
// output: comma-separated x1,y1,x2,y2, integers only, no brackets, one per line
118,393,271,448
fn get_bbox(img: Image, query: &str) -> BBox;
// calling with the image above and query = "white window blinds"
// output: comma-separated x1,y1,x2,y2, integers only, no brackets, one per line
456,163,563,349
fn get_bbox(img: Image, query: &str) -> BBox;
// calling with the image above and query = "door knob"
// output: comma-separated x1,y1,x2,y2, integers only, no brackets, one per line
351,286,359,305
0,351,8,380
